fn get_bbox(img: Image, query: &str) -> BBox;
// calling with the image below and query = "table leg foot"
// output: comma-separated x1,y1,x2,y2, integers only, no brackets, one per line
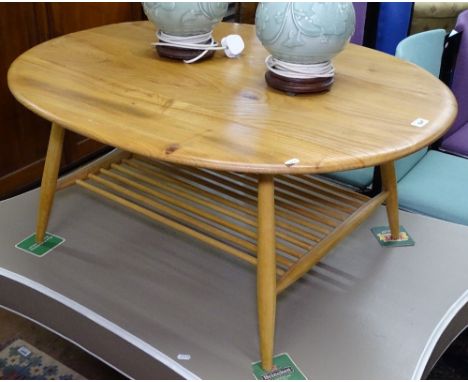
380,161,400,240
36,123,65,243
257,174,276,371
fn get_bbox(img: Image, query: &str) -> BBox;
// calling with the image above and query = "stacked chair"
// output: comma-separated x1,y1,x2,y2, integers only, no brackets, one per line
326,30,446,191
393,13,468,226
392,27,468,226
440,10,468,157
327,24,468,226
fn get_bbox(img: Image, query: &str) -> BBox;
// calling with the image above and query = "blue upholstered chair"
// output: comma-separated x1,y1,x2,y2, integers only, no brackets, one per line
384,30,468,226
397,151,468,225
326,29,446,191
327,29,468,225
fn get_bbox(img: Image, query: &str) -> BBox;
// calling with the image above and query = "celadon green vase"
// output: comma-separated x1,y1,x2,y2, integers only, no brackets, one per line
143,2,228,36
255,2,355,65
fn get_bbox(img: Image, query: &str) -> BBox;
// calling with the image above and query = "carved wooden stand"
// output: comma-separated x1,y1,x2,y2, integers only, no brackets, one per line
36,125,401,372
265,71,334,94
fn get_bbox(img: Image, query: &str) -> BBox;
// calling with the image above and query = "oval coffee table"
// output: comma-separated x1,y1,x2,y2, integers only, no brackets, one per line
8,22,457,372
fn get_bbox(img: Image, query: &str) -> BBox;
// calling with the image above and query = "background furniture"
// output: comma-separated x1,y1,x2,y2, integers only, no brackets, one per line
440,10,468,157
398,150,468,225
351,3,368,45
411,2,468,34
236,2,257,24
375,2,414,54
365,3,468,53
377,27,468,226
327,27,468,227
326,29,446,191
0,3,145,200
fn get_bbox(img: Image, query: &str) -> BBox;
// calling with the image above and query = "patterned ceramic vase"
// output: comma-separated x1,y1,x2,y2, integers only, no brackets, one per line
255,2,355,65
143,2,228,36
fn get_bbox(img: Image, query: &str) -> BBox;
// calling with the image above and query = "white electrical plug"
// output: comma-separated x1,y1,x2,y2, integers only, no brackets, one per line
221,35,245,58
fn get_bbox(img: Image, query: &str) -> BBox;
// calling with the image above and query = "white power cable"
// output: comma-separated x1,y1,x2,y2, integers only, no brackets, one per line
265,55,334,79
155,31,220,50
152,30,244,64
153,30,223,63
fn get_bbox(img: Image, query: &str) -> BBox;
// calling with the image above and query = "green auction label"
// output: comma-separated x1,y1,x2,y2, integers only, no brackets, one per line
15,233,65,257
371,225,415,247
252,353,307,380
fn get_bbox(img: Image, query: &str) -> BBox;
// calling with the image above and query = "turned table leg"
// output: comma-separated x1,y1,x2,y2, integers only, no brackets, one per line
380,161,400,240
257,174,276,371
36,123,65,243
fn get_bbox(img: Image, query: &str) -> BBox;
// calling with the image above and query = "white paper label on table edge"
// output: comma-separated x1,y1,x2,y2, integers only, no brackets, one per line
284,158,300,167
411,118,429,128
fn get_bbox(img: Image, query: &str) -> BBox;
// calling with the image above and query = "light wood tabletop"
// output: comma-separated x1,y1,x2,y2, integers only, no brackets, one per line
8,22,457,174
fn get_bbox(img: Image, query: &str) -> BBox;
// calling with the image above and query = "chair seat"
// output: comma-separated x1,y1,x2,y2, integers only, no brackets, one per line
398,150,468,225
326,148,428,190
325,168,374,189
441,122,468,157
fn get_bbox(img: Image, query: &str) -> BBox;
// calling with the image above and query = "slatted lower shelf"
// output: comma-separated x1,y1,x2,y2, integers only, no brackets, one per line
76,154,371,284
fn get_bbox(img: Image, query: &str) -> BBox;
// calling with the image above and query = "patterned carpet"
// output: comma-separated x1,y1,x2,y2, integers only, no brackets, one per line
0,339,83,380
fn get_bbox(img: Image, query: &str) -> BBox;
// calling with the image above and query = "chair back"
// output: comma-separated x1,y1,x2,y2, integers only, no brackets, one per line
351,3,367,45
395,29,446,77
394,29,446,179
444,10,468,138
375,3,413,54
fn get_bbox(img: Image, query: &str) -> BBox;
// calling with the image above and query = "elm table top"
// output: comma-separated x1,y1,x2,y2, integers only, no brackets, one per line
8,22,457,174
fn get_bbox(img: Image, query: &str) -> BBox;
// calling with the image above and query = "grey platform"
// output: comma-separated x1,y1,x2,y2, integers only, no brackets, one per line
0,185,467,379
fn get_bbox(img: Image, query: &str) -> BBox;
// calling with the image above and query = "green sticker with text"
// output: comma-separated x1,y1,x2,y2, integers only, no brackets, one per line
371,226,415,247
252,353,307,380
15,233,65,257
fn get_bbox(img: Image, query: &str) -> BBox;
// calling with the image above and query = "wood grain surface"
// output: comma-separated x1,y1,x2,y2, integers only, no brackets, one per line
8,22,457,174
0,3,144,199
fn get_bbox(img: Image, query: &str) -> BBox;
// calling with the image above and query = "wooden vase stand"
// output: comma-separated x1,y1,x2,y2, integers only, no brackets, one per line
265,70,334,94
156,44,214,62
